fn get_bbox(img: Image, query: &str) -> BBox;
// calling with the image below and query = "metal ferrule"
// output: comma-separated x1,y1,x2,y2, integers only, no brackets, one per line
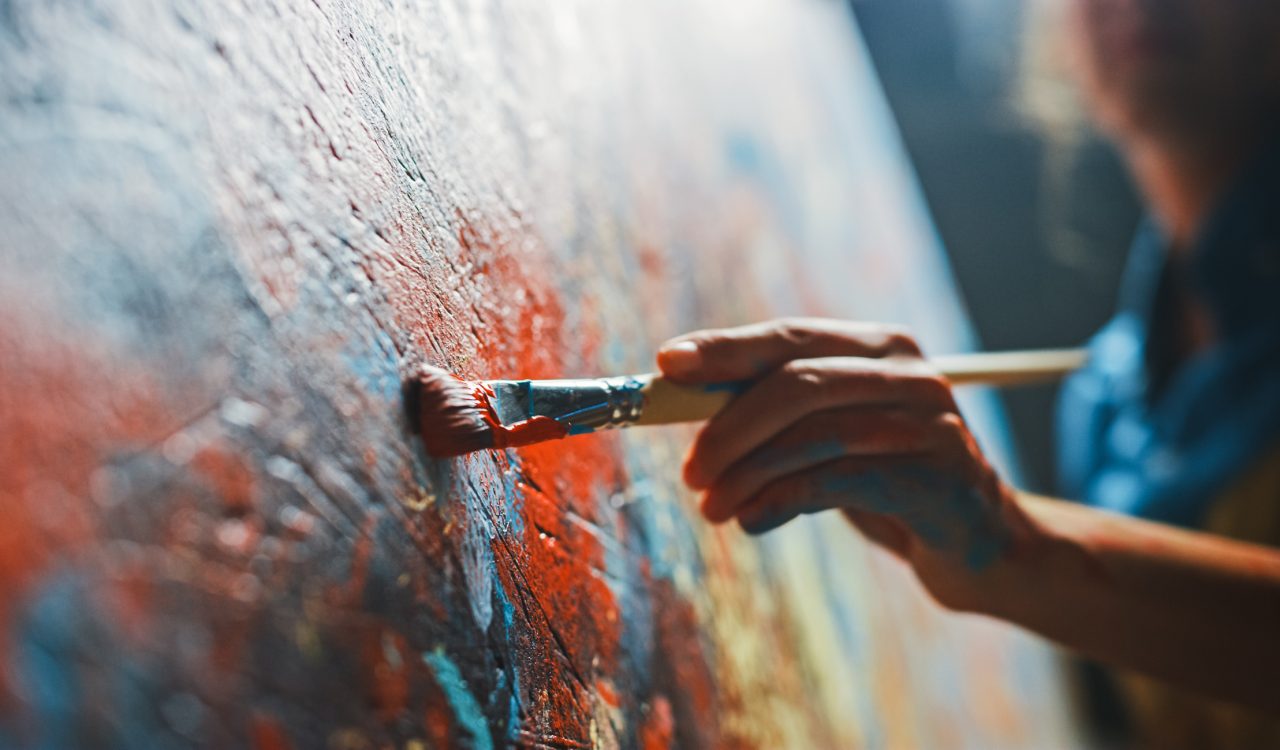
487,375,647,432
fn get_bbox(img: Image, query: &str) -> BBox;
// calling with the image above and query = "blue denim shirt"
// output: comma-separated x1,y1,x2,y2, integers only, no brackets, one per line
1057,143,1280,527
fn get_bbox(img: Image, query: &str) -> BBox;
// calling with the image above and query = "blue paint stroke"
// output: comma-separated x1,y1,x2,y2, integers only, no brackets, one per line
424,649,494,750
342,328,401,402
492,585,522,744
5,568,172,749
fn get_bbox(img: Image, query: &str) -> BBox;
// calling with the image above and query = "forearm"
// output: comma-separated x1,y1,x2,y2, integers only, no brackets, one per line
977,493,1280,712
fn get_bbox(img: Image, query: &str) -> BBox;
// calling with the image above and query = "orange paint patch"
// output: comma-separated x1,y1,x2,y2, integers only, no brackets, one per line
640,695,674,750
98,558,157,648
249,712,295,750
595,678,620,709
191,445,258,515
369,207,634,740
362,626,411,721
0,314,207,705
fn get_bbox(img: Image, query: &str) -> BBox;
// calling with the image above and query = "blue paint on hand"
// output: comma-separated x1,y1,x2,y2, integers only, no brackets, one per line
702,379,751,395
817,467,1010,571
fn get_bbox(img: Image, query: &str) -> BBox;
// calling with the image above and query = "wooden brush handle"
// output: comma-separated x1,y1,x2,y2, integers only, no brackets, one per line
929,348,1088,387
633,347,1087,426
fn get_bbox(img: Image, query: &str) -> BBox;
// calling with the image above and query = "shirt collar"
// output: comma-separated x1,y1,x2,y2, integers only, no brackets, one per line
1122,137,1280,339
1187,136,1280,337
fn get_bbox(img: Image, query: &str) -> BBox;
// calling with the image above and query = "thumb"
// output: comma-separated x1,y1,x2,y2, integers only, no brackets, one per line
657,318,921,383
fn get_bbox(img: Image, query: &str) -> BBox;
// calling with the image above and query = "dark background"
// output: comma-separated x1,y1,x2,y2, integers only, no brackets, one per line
850,0,1142,493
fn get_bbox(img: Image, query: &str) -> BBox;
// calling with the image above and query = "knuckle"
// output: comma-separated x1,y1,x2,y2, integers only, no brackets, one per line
915,372,953,403
687,330,724,354
779,360,827,396
686,331,739,371
933,412,969,448
775,318,820,348
882,326,922,356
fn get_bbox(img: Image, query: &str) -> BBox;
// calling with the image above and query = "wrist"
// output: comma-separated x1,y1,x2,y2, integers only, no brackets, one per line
968,492,1096,624
944,486,1059,617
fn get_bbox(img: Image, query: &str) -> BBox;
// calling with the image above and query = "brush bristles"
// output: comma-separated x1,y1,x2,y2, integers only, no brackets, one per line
403,365,495,457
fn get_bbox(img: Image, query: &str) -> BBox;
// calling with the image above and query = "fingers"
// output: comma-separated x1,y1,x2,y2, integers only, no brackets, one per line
683,357,955,489
658,318,1002,553
657,318,921,384
699,406,936,523
733,456,912,534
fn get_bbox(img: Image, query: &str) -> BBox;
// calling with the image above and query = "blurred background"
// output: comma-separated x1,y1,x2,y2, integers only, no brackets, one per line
850,0,1142,494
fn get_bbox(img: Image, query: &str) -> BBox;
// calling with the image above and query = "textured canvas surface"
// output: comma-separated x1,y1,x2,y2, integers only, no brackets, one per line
0,0,1077,747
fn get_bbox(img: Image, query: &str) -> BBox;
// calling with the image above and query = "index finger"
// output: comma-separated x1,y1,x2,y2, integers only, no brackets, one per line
656,317,921,384
683,356,956,489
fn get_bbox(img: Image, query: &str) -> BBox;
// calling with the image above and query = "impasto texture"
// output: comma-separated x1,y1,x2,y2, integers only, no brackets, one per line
0,0,1078,747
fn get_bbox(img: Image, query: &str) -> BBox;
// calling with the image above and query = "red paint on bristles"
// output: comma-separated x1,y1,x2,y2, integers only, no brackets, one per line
404,365,570,457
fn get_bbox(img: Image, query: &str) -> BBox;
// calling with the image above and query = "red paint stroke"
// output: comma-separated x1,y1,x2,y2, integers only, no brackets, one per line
470,381,570,450
639,695,674,750
422,673,456,747
369,208,656,741
485,429,630,741
360,626,410,721
493,414,569,449
438,215,632,740
326,514,379,610
649,577,721,748
191,445,258,515
0,315,207,707
595,678,620,709
96,558,158,649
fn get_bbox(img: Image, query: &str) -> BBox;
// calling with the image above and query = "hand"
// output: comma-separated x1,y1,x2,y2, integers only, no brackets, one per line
657,318,1039,610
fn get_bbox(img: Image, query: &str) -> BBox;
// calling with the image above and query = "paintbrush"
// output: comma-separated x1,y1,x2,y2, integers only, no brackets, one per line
405,348,1087,457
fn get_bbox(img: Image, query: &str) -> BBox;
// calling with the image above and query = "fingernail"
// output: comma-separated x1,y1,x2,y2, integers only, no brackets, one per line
658,340,702,376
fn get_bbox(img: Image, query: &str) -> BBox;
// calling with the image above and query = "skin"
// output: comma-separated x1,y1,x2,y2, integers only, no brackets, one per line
656,0,1280,713
657,320,1280,713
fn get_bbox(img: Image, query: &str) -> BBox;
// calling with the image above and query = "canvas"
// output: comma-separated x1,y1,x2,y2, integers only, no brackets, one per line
0,0,1078,746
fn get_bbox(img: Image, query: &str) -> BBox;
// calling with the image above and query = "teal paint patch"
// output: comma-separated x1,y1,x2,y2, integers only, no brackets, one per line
424,649,494,750
342,328,401,402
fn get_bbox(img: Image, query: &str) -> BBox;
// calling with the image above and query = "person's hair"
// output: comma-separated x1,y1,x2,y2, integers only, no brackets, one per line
1014,0,1085,148
1009,0,1139,279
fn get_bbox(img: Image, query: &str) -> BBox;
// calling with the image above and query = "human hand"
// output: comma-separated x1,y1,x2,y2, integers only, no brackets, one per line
657,318,1038,610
